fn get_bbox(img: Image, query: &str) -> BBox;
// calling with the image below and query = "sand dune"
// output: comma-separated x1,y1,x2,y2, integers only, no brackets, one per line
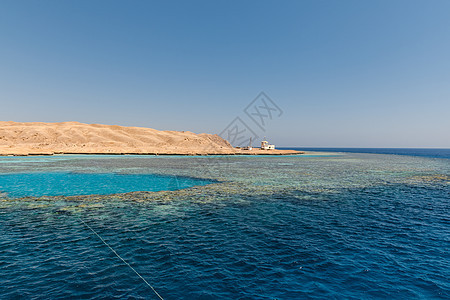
0,121,302,156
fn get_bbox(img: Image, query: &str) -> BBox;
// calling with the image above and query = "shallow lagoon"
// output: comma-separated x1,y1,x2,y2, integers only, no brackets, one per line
0,172,215,198
0,153,449,299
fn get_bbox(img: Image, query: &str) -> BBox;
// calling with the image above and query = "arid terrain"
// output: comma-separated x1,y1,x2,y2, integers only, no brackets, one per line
0,121,302,156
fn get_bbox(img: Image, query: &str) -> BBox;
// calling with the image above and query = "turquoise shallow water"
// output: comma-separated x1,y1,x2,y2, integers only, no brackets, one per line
0,172,215,198
0,153,449,299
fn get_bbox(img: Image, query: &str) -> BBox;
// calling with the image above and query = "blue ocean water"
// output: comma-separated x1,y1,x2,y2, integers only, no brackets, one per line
0,172,215,198
0,154,449,299
281,147,450,159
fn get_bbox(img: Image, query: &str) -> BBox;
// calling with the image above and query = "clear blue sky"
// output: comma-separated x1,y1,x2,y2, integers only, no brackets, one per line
1,0,449,147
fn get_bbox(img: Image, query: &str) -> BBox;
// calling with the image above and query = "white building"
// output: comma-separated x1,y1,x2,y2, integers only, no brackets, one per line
261,140,275,150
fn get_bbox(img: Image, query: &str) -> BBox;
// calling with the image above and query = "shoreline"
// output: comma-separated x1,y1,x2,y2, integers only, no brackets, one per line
0,121,303,157
0,149,304,157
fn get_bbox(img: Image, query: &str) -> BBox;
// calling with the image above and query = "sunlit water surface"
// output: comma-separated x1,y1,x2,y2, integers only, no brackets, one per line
0,154,449,299
0,172,214,198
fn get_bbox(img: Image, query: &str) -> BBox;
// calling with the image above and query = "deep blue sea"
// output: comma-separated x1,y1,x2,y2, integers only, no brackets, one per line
281,147,450,159
0,153,449,299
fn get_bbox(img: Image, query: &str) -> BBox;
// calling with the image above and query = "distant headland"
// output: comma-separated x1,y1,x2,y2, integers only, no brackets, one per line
0,121,303,156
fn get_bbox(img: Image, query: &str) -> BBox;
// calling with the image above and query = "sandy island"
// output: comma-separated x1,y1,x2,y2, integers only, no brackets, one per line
0,121,303,156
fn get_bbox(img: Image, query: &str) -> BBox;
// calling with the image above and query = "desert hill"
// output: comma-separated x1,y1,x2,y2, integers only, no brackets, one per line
0,121,301,156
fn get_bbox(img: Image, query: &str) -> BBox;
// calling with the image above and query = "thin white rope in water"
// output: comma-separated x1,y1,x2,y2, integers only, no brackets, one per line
79,218,164,300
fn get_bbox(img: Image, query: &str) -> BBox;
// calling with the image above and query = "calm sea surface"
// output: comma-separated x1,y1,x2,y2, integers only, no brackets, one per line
281,147,450,159
0,172,214,198
0,152,449,299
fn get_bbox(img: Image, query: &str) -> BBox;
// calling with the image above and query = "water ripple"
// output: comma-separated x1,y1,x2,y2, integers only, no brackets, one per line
0,154,449,299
